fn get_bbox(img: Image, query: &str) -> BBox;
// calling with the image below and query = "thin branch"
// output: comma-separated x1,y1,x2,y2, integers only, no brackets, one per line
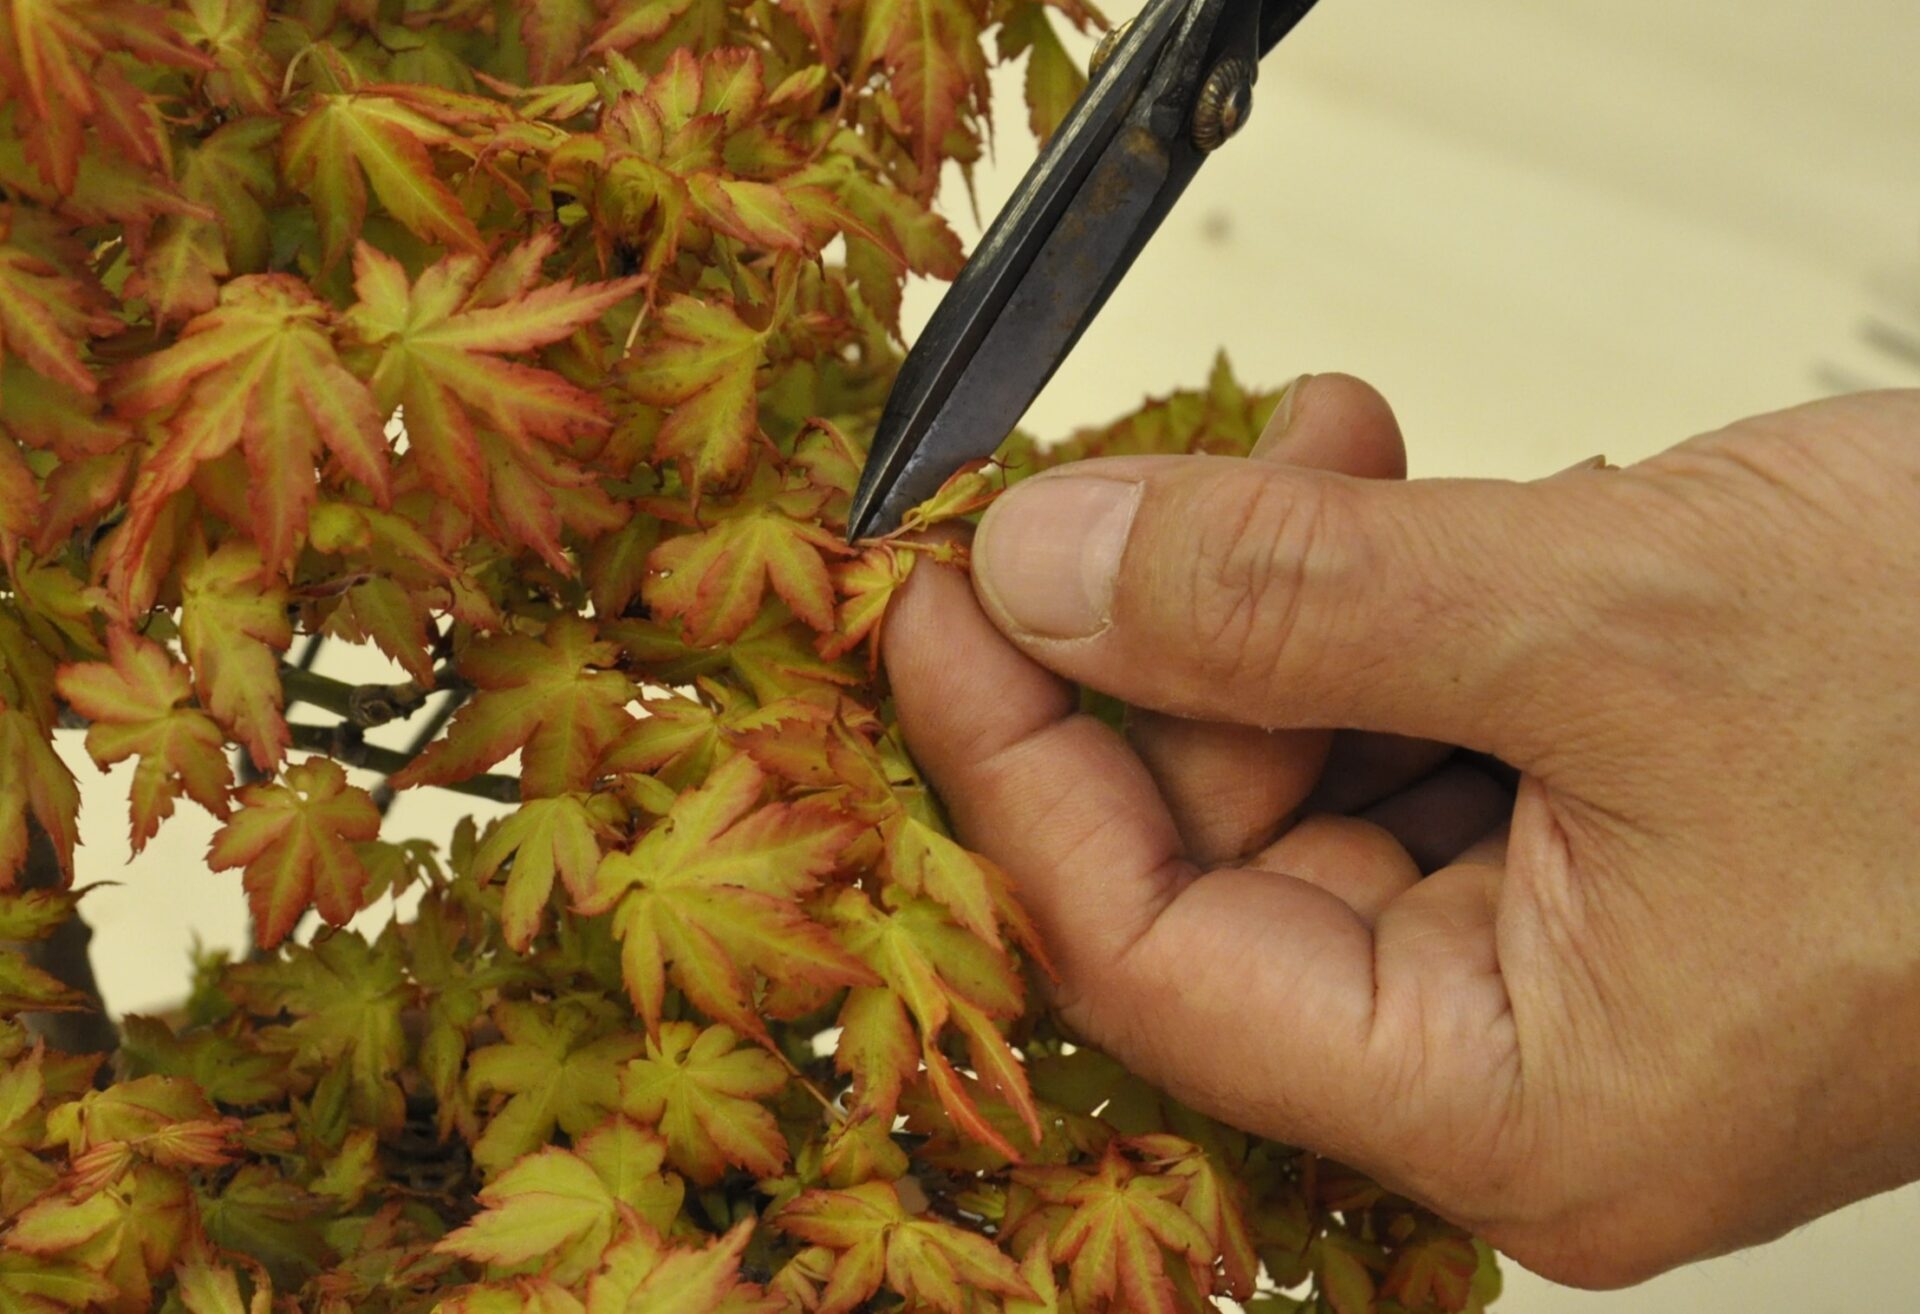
287,722,519,804
293,632,327,671
280,665,473,729
373,688,471,816
282,667,429,727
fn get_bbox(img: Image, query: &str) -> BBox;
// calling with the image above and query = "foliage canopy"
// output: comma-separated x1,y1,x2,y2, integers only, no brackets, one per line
0,0,1498,1310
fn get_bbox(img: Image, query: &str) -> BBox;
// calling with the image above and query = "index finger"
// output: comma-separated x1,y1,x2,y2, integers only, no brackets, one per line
883,550,1391,1152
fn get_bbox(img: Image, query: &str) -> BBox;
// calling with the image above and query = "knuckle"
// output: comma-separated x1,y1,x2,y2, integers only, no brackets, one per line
1172,474,1349,692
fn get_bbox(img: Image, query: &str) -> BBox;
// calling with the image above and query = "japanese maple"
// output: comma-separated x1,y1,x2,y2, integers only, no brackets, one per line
0,0,1499,1311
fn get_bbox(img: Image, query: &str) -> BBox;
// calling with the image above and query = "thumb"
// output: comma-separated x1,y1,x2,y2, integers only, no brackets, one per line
970,446,1642,762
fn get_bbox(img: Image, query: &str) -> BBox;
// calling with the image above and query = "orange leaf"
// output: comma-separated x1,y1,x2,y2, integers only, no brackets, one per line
620,1021,787,1184
625,293,766,490
856,0,990,180
56,631,233,852
177,538,291,772
0,700,78,887
282,92,483,267
644,466,846,645
1052,1150,1214,1314
342,242,642,557
391,617,634,799
208,758,381,948
113,275,390,579
778,1181,1035,1314
580,754,872,1037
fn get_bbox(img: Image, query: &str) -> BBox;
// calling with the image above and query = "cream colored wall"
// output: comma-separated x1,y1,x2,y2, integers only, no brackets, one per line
66,0,1920,1307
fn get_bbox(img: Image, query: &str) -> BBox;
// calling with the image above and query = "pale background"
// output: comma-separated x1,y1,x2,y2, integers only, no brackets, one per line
59,0,1920,1308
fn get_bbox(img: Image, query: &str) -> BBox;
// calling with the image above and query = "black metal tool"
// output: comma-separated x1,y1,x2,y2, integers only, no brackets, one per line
846,0,1323,541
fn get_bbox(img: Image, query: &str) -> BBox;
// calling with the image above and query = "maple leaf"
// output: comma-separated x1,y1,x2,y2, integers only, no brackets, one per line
171,538,292,772
1047,1149,1215,1314
0,1045,59,1215
827,890,1040,1154
0,0,209,190
584,512,662,622
778,1181,1036,1314
590,0,728,57
611,607,861,706
470,793,623,950
578,754,872,1038
625,294,767,489
438,1148,622,1283
391,617,635,799
175,1255,274,1314
341,242,643,560
517,0,597,83
467,997,647,1175
792,151,963,329
1381,1232,1481,1312
129,117,280,325
645,466,846,645
572,1117,685,1234
227,930,408,1133
0,1253,117,1314
46,1074,240,1194
998,6,1091,143
197,1164,334,1289
116,1014,282,1108
437,1278,586,1314
56,631,233,852
0,699,77,886
0,437,34,568
5,1162,195,1299
111,275,391,579
209,758,382,948
0,946,87,1012
599,680,760,789
175,0,280,114
0,207,117,399
857,0,990,180
282,92,484,267
0,886,81,943
619,1021,786,1185
819,545,915,663
1315,1233,1381,1314
1127,1133,1259,1301
688,175,810,253
584,1220,778,1314
885,810,1015,948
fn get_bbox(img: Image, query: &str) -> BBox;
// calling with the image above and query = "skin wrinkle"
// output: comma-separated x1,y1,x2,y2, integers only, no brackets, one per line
883,377,1920,1289
1174,471,1326,701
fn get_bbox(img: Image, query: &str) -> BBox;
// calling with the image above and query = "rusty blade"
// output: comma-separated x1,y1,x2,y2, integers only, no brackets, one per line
846,0,1208,541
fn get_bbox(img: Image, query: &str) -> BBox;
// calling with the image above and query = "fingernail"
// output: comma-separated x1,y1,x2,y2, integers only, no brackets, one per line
1249,373,1312,459
974,476,1141,638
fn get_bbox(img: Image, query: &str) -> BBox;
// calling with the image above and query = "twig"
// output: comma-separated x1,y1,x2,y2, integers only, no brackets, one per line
373,688,471,816
287,722,519,804
281,667,448,728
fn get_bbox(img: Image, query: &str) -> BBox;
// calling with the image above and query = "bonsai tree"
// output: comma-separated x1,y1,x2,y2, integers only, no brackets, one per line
0,0,1500,1310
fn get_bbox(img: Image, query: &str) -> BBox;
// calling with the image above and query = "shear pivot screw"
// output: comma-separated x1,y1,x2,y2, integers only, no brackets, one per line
1192,57,1253,151
1089,18,1135,78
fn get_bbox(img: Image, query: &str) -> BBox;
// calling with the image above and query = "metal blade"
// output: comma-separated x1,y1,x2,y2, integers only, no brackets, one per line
846,0,1214,540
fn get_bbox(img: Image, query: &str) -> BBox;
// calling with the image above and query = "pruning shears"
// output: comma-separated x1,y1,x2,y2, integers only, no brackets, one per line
846,0,1324,542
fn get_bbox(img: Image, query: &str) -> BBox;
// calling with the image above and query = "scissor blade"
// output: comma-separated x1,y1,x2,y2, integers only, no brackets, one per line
846,0,1207,541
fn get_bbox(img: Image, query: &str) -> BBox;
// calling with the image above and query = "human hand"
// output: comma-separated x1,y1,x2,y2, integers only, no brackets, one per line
881,376,1920,1287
